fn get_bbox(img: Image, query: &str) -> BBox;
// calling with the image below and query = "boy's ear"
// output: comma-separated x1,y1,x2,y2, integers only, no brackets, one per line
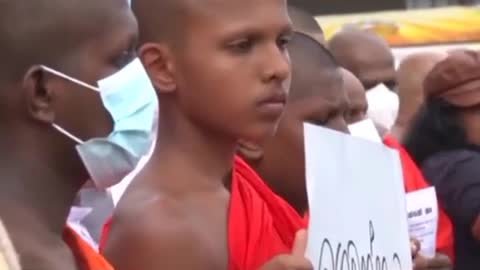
138,42,177,93
237,140,264,164
23,65,56,124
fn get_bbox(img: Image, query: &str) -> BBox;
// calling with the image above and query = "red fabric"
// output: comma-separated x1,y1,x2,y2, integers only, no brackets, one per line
64,227,114,270
99,157,304,270
383,134,455,260
228,156,305,270
99,217,112,253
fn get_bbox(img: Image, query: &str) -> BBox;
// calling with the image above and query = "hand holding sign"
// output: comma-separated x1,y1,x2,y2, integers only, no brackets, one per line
303,123,413,270
406,187,439,258
259,230,313,270
413,253,452,270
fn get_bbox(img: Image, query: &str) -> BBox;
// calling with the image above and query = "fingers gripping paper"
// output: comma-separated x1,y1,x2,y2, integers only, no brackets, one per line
303,123,412,270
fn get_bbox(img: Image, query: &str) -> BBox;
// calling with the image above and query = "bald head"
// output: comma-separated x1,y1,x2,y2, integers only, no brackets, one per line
390,51,447,141
287,5,324,44
342,68,367,124
342,68,364,99
396,52,448,124
0,0,132,82
288,32,340,101
328,27,395,90
132,0,187,44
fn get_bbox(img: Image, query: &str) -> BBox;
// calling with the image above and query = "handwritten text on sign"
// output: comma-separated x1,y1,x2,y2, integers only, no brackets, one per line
303,124,412,270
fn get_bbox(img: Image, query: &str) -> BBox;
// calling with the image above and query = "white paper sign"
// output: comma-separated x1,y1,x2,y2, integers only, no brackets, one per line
406,187,438,259
348,119,382,144
304,123,412,270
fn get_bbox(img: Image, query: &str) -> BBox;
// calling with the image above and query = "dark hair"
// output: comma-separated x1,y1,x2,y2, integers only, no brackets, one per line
403,98,468,166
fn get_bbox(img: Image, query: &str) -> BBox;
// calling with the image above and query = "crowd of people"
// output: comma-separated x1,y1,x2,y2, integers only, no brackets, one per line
0,0,478,269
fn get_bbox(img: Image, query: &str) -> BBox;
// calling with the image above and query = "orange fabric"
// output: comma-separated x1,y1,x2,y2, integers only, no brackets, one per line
383,134,455,260
229,156,305,270
63,227,113,270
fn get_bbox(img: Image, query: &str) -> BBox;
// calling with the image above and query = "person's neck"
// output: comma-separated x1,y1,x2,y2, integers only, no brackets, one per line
145,110,237,193
0,134,86,238
391,117,410,142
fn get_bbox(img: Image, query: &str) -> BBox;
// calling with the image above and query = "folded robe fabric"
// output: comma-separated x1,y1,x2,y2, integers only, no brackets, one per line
229,156,306,270
384,134,455,260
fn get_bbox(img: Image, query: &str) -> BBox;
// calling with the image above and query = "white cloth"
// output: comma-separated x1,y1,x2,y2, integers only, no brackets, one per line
67,207,98,250
366,84,399,130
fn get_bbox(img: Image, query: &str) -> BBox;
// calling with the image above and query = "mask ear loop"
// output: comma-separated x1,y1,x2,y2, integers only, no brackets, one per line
52,124,84,144
39,66,101,144
39,66,100,93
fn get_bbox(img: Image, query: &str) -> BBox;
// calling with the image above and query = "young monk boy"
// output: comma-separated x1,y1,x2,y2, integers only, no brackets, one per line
102,0,311,270
0,0,157,269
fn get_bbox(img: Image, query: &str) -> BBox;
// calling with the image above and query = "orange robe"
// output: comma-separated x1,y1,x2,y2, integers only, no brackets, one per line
229,157,305,270
64,227,113,270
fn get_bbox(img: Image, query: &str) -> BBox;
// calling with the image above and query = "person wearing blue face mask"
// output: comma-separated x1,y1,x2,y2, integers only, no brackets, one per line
0,0,157,269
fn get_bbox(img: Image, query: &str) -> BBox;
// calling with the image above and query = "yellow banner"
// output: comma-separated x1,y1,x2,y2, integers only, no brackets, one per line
316,6,480,47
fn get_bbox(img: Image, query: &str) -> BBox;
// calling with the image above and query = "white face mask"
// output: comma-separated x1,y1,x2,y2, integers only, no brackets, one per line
366,83,399,130
41,58,159,188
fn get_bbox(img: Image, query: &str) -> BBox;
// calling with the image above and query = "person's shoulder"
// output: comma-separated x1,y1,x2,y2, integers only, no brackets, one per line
104,193,201,269
424,149,480,169
112,188,189,242
422,149,480,184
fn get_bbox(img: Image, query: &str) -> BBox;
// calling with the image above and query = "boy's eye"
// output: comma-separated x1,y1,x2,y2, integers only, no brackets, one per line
277,34,292,50
307,116,328,127
114,49,136,68
229,39,254,53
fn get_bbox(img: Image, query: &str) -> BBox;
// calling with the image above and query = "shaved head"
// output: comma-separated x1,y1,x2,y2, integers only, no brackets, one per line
328,27,395,90
342,68,367,124
396,52,447,124
391,51,447,141
132,0,187,44
0,0,132,82
289,32,340,101
342,68,364,98
0,0,137,178
287,5,324,44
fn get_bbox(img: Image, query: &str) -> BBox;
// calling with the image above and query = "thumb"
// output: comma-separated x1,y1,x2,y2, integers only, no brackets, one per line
291,229,308,257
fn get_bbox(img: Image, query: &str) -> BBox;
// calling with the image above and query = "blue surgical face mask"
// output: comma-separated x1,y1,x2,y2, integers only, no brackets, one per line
40,58,158,188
